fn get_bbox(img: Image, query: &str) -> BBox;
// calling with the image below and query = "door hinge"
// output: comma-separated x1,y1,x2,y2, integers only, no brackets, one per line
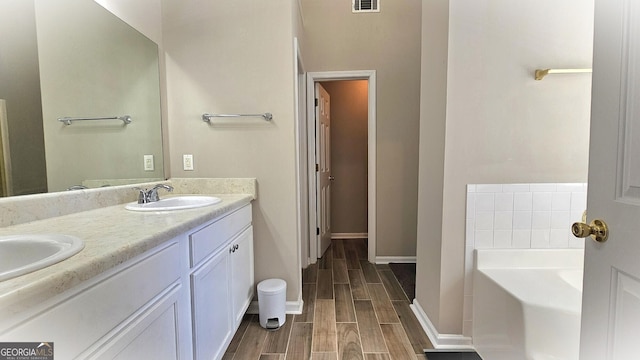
316,227,320,235
315,163,319,172
315,98,319,107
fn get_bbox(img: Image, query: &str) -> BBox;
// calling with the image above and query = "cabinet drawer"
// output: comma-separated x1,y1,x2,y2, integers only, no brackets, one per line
189,204,251,268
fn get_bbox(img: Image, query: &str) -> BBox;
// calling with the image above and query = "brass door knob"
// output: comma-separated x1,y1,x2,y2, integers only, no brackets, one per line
572,219,609,243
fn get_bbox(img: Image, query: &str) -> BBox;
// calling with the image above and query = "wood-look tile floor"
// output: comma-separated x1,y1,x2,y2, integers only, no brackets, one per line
224,239,433,360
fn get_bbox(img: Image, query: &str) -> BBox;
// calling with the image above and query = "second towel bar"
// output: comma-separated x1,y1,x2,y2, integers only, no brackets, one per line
202,113,273,122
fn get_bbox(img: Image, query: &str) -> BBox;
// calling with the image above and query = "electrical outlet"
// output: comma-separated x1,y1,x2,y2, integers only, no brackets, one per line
143,155,154,171
183,154,194,171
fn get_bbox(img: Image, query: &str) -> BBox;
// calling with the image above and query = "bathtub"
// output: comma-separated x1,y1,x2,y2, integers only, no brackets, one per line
473,249,584,360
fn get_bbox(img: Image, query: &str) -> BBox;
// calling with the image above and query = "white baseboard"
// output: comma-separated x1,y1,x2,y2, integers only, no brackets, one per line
331,232,368,239
375,256,416,264
247,300,303,315
410,299,474,350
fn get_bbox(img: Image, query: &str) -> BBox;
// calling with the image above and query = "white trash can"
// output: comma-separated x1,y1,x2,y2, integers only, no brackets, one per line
257,278,286,330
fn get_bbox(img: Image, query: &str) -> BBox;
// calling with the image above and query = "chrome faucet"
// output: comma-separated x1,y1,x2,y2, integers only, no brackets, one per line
135,184,174,204
148,184,173,202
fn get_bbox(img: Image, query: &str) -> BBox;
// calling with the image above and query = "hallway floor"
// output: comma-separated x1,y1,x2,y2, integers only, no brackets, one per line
223,239,433,360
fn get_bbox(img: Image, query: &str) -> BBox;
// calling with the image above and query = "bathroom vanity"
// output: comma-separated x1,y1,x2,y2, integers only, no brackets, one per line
0,184,255,360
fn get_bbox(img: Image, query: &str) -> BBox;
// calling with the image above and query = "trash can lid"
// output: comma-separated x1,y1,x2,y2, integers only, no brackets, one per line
258,278,286,294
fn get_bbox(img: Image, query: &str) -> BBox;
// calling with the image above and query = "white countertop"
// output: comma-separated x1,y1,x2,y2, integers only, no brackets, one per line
0,193,253,317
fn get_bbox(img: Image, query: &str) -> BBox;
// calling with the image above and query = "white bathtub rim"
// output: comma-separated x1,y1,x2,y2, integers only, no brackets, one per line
475,248,584,270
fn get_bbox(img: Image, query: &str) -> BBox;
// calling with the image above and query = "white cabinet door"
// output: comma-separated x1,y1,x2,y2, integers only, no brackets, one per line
112,305,179,360
191,248,233,360
230,226,254,328
83,284,183,360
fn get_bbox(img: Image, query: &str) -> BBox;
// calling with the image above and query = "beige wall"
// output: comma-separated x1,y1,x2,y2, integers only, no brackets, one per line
293,0,306,47
301,0,422,256
321,80,368,234
0,0,47,196
415,0,449,331
162,0,301,300
416,0,593,335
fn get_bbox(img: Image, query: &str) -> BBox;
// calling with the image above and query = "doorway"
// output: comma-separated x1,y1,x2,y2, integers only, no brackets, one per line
305,70,377,265
319,80,369,244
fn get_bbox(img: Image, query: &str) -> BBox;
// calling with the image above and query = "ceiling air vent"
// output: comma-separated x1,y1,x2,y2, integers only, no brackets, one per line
352,0,379,13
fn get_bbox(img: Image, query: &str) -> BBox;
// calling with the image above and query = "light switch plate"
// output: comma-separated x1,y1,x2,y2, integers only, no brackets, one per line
183,154,194,171
143,155,154,171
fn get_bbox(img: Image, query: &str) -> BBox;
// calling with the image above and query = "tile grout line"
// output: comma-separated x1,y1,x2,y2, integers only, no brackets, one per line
381,266,426,356
281,314,293,359
309,272,318,358
230,314,252,360
257,328,269,360
376,266,413,355
334,301,339,359
346,264,366,360
362,251,390,356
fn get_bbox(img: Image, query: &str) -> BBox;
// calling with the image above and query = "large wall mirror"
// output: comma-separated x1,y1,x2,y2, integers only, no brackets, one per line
0,0,164,196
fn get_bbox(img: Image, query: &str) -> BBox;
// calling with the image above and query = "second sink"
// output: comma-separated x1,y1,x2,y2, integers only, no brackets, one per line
125,195,222,212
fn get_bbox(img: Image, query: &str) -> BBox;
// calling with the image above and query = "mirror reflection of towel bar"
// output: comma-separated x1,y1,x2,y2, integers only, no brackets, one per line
58,115,132,125
202,113,273,122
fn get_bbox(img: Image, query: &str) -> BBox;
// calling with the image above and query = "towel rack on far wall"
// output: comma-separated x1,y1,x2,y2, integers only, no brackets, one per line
534,68,592,81
58,115,132,125
202,113,273,123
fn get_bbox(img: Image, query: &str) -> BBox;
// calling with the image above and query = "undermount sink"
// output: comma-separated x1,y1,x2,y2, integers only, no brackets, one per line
124,195,222,212
0,234,85,282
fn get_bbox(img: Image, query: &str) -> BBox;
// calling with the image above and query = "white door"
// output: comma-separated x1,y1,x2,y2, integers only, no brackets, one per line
316,83,332,257
579,0,640,358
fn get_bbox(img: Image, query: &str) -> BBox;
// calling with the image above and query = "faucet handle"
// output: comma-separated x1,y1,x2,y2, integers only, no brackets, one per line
148,184,173,202
133,187,149,204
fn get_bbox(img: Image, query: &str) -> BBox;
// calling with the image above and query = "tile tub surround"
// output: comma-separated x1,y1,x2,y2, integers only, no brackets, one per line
0,178,256,319
0,178,256,227
462,183,587,338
